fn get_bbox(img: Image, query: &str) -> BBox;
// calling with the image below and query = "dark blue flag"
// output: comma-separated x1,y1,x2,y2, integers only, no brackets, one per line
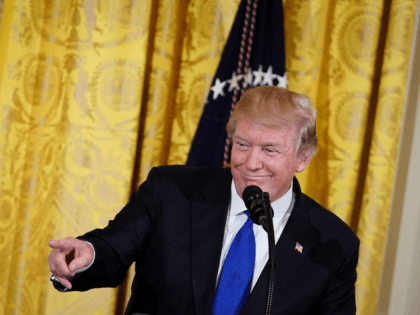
186,0,287,167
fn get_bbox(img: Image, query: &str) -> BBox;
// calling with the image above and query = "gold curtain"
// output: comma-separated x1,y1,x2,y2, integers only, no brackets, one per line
284,1,418,314
0,1,417,315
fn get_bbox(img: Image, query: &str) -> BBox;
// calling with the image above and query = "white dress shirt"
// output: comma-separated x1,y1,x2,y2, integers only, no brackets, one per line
216,180,294,290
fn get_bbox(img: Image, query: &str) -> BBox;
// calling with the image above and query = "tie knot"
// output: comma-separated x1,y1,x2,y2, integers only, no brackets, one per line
243,210,254,228
244,210,252,223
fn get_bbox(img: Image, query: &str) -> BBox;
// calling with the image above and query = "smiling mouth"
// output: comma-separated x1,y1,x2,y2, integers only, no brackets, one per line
239,172,272,179
242,176,270,180
235,168,272,179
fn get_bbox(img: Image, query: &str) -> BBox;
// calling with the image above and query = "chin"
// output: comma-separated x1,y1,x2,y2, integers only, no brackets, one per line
239,180,267,197
241,175,267,187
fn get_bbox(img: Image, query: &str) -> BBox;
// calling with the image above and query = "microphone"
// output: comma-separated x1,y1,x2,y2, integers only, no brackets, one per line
242,185,276,315
242,185,274,231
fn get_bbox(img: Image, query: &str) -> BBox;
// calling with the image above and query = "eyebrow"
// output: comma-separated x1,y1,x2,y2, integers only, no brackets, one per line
233,135,281,147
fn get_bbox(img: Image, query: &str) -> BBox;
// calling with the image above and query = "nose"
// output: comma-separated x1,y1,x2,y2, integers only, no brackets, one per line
244,147,263,171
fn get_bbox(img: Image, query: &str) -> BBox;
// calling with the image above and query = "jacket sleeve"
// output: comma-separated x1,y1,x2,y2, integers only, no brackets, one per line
65,167,161,291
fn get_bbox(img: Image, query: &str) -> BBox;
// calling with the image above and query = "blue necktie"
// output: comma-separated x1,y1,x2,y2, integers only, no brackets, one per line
213,210,256,315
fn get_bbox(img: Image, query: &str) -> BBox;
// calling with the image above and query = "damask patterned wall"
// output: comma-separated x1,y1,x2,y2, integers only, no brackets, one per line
0,0,417,314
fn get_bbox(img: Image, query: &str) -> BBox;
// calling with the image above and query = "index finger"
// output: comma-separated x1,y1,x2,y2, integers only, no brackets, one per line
48,238,75,252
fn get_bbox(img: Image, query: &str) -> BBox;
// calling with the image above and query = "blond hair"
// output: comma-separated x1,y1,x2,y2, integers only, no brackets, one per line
227,86,318,158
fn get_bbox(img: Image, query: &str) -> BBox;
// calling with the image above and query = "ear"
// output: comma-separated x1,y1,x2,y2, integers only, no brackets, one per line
295,150,314,173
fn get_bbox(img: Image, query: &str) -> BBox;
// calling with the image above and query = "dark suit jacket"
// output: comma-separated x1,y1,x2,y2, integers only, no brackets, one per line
68,165,359,315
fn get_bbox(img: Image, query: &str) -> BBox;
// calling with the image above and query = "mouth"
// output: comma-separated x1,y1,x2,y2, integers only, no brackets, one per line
241,176,271,183
236,169,272,180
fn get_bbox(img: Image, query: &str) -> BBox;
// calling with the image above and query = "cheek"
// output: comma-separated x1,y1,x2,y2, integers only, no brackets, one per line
268,156,298,174
230,148,244,165
264,162,295,187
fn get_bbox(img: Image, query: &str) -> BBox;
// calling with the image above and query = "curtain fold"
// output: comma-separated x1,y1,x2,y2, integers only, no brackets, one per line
354,1,418,314
0,0,417,314
284,1,418,314
0,0,240,314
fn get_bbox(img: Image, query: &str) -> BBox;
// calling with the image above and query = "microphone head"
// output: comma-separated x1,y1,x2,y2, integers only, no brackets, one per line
242,185,263,210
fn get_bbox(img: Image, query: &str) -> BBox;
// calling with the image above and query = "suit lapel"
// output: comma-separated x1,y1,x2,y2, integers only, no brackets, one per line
240,178,316,314
270,204,315,303
190,169,232,315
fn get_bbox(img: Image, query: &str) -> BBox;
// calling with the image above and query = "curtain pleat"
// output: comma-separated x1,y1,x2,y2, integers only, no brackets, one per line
355,1,418,314
284,1,418,314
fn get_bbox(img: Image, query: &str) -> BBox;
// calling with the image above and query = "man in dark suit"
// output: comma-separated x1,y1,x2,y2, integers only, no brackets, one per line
48,86,359,314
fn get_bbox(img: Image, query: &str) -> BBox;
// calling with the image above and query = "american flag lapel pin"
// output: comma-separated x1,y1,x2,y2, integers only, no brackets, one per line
295,242,303,254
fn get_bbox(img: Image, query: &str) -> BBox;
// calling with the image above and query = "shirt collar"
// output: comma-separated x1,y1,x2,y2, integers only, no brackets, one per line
230,180,293,218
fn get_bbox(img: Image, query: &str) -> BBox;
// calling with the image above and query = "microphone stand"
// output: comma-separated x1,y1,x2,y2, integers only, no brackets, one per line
261,192,276,315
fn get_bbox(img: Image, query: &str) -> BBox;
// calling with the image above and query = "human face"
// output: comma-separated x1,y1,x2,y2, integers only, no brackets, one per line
231,119,310,202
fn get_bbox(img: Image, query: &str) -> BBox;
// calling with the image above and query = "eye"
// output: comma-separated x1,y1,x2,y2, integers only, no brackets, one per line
235,141,248,150
264,148,278,155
